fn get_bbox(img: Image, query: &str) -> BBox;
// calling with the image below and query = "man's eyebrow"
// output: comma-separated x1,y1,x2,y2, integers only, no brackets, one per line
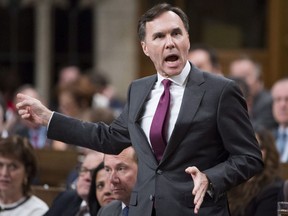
152,27,183,38
152,31,163,38
172,27,183,33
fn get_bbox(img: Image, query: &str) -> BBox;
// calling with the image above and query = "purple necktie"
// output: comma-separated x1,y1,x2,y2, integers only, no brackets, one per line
150,79,171,162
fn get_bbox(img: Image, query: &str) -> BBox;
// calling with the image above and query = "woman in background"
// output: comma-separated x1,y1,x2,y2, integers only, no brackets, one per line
228,127,285,216
0,135,48,215
87,162,115,216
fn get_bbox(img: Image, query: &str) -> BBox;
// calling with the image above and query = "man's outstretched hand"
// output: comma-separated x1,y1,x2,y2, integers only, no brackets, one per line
16,93,53,126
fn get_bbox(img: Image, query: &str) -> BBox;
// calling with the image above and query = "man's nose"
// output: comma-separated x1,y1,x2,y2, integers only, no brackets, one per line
0,166,9,175
109,171,120,183
165,36,175,49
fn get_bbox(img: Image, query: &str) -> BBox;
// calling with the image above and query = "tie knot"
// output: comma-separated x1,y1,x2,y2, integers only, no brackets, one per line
162,79,171,89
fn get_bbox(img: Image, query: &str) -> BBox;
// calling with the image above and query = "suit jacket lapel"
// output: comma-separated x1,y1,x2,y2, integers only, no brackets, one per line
130,75,159,166
130,75,157,122
161,67,205,163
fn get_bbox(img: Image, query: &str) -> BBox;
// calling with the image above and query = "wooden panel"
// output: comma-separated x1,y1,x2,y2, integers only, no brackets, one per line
35,149,79,187
280,163,288,180
31,185,65,207
268,0,288,87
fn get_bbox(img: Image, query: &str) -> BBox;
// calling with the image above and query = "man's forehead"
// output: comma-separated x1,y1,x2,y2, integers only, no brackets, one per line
146,11,184,30
273,83,288,94
104,153,132,164
105,154,124,162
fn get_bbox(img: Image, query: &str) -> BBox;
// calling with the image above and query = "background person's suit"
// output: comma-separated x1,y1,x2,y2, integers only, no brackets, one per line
48,64,263,216
250,89,277,130
44,190,83,216
97,200,122,216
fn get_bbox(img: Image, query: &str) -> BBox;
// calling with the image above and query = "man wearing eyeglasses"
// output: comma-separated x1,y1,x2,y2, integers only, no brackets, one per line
45,151,104,216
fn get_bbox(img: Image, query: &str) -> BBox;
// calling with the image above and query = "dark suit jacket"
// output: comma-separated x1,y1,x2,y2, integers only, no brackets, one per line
97,200,122,216
48,64,263,216
44,190,83,216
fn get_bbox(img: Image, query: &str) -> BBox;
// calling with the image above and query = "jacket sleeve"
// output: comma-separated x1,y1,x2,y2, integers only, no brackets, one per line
47,104,131,155
203,80,264,201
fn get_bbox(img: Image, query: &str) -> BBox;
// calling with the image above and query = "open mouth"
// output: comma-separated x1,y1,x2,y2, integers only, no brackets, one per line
165,54,179,62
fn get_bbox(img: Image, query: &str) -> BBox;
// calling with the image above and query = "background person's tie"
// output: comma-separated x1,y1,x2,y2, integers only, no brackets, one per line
122,206,129,216
150,79,171,162
277,132,287,162
277,132,287,154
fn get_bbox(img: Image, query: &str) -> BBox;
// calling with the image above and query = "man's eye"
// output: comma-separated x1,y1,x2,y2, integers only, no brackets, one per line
117,166,126,172
9,164,17,171
172,31,182,37
154,34,163,39
105,167,111,173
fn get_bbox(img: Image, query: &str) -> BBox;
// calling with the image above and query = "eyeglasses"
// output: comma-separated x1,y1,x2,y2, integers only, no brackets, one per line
78,167,94,176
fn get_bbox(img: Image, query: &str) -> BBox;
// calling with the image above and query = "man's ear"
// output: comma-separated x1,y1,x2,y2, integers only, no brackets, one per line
141,41,149,57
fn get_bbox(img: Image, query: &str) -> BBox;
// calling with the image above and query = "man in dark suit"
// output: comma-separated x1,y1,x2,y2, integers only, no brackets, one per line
97,146,138,216
45,152,103,216
188,43,223,76
16,3,263,216
229,56,277,130
271,78,288,162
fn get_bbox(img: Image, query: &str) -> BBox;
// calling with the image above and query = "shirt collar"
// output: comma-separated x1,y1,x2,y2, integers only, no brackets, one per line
279,126,288,135
80,200,88,207
0,196,28,210
157,61,190,87
121,202,127,210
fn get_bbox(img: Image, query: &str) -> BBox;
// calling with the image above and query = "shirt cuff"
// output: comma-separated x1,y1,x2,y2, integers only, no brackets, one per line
206,180,214,198
47,111,55,129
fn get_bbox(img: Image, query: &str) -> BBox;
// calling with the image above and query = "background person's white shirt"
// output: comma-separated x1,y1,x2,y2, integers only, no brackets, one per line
0,195,48,216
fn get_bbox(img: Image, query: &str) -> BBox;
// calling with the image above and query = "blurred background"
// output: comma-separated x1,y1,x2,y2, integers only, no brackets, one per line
0,0,287,103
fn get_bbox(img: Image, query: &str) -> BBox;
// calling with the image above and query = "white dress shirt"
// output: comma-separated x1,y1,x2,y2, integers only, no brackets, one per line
140,61,190,147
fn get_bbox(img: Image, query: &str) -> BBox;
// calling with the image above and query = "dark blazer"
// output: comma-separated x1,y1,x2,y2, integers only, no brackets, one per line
97,200,122,216
44,190,82,216
48,64,263,216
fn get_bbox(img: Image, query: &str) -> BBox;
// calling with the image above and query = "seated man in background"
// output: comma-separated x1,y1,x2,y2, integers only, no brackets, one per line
45,151,103,216
188,43,223,76
97,146,138,216
271,78,288,162
229,56,277,130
